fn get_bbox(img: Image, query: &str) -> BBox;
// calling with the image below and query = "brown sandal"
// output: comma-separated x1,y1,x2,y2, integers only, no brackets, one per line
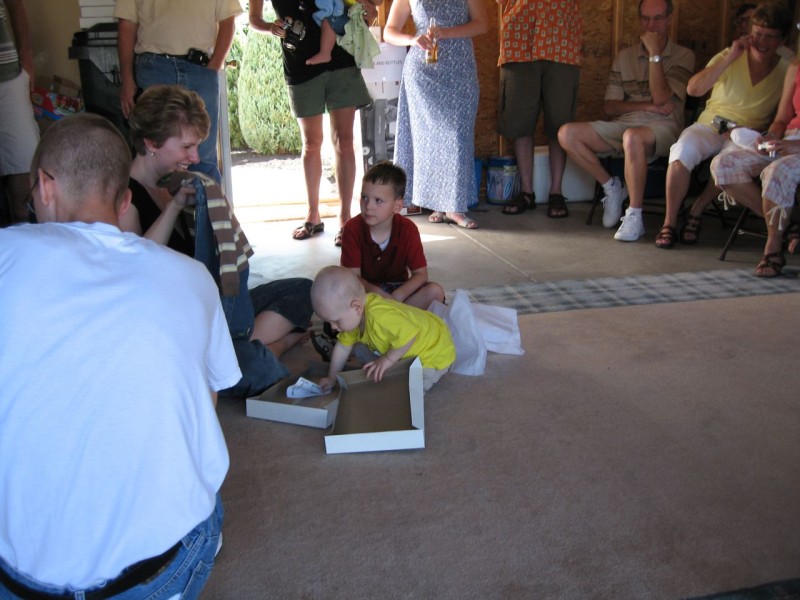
754,252,786,277
680,214,703,245
655,225,677,249
502,192,534,215
546,193,569,219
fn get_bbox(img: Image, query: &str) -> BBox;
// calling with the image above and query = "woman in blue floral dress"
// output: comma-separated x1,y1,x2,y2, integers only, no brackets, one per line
384,0,486,229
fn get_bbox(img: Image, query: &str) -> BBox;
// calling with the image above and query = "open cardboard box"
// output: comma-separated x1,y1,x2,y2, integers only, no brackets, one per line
246,362,339,429
324,357,424,455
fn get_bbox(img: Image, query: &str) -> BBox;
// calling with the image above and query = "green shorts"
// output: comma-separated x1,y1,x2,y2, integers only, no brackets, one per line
497,61,580,139
288,67,372,118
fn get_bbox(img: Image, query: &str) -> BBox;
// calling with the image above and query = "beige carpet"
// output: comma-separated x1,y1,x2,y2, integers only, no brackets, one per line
204,293,800,600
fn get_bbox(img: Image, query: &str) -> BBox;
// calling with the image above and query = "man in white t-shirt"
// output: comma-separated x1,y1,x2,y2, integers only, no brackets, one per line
0,114,241,598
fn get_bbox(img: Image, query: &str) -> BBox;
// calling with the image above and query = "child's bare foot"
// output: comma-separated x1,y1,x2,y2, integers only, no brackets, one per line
306,51,332,65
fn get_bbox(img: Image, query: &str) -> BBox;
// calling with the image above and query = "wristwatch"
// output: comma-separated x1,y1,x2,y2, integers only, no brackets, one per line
649,54,662,63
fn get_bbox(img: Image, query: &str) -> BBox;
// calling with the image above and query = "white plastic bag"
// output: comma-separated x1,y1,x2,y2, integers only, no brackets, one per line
470,302,525,356
429,290,487,376
429,289,525,376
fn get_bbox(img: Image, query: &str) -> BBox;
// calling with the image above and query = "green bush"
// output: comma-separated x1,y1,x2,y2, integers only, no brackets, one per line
236,7,302,154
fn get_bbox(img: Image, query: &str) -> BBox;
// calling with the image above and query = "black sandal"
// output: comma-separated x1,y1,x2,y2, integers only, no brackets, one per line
754,252,786,277
680,214,703,245
546,193,569,218
655,225,677,249
311,331,335,362
502,192,534,215
292,221,324,240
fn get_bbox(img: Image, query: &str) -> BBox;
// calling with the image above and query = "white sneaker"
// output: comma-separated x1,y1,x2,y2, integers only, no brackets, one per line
614,209,645,242
601,177,628,228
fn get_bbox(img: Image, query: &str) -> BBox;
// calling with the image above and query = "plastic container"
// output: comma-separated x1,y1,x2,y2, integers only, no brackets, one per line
486,156,519,205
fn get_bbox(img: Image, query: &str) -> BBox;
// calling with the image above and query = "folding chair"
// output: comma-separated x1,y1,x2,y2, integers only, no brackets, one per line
719,188,800,261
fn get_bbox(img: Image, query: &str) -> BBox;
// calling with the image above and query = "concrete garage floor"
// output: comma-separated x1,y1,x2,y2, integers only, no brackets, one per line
229,152,791,290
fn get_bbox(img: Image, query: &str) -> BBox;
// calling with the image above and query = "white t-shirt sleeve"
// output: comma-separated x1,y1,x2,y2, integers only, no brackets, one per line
206,298,242,391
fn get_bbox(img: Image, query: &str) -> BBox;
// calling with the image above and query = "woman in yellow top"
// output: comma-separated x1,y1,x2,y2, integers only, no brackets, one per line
656,2,792,249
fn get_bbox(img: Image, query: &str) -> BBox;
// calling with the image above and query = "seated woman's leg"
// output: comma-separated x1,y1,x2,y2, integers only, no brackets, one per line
662,124,723,230
755,154,800,276
712,147,769,215
249,278,314,356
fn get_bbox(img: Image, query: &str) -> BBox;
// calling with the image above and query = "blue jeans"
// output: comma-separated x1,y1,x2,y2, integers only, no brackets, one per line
192,179,313,396
135,53,222,183
192,177,254,337
0,495,224,600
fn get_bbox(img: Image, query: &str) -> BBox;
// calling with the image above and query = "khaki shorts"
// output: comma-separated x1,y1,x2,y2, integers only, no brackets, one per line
591,119,680,160
288,67,372,119
497,61,580,139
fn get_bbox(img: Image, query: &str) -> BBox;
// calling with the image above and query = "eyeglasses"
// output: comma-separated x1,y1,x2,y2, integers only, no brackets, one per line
24,169,55,220
733,16,751,28
640,13,668,24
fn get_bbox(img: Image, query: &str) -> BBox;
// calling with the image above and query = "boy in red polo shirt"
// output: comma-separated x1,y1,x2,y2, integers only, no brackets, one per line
341,161,444,309
312,162,444,362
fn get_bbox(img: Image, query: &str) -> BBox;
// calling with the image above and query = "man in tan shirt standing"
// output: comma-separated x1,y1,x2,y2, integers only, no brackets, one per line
114,0,243,183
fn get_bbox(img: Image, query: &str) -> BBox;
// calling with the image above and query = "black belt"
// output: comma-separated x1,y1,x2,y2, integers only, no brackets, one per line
0,541,181,600
153,52,189,60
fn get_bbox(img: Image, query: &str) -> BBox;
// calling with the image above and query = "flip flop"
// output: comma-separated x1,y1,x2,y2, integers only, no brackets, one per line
292,221,324,240
428,211,445,223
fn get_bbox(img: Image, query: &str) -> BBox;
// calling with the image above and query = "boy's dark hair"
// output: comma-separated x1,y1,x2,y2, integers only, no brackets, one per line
751,2,792,37
363,161,406,200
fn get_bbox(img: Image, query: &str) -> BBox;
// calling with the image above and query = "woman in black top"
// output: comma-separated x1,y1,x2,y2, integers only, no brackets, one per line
249,0,381,246
122,85,206,254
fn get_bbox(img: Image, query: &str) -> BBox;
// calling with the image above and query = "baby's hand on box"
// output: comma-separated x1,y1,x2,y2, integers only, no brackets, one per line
318,376,336,393
363,356,393,383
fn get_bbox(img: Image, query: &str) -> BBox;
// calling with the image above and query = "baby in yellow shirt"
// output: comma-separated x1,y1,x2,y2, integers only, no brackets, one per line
311,265,455,391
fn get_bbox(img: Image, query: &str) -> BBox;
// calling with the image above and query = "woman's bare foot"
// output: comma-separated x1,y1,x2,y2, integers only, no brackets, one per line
444,212,478,229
